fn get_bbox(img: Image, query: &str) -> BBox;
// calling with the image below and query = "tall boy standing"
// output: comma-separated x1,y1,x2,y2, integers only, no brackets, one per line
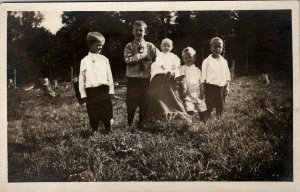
79,32,114,134
124,20,157,128
202,37,231,118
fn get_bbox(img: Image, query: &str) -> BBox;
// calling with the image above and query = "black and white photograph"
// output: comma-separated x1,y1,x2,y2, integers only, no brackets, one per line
0,1,299,191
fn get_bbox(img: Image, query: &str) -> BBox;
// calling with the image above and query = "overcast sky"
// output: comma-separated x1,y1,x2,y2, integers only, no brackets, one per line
41,11,63,34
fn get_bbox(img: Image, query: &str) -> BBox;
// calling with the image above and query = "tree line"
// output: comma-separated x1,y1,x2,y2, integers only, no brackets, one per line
7,10,292,85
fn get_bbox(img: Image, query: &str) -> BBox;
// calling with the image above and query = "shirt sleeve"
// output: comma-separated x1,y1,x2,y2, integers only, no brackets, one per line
149,43,158,62
124,43,140,65
78,59,87,98
174,55,181,67
224,60,231,81
201,59,208,83
198,68,203,84
180,66,187,90
106,60,114,94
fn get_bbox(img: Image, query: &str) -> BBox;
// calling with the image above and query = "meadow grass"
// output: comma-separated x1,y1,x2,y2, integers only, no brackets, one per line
7,75,293,181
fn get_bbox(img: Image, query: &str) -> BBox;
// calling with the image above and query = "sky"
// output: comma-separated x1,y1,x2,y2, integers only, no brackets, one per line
41,11,63,34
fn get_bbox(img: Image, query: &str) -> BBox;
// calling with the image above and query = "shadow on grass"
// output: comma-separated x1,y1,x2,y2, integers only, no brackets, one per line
256,115,293,181
8,142,62,182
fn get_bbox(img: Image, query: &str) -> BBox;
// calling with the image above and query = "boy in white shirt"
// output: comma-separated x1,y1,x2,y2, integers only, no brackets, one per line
202,37,231,118
150,38,181,81
79,32,114,134
180,47,207,121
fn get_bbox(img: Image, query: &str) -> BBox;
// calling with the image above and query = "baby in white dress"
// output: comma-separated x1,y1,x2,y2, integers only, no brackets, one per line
150,38,181,81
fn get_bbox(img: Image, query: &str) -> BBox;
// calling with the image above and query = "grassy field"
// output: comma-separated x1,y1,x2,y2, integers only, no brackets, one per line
7,75,293,181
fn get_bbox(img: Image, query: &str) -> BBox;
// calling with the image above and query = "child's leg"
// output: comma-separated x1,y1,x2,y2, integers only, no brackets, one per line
184,100,195,116
103,120,111,133
100,86,113,133
216,86,225,117
126,78,140,126
196,102,207,122
86,88,100,132
198,112,207,122
137,79,150,126
204,84,216,118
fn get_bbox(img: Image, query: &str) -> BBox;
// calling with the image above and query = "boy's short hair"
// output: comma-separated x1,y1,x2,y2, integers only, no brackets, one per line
182,47,196,57
133,20,147,29
210,37,223,46
161,38,173,46
87,32,105,46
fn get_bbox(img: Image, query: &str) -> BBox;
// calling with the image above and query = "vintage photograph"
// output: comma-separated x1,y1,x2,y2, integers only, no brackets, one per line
1,1,299,191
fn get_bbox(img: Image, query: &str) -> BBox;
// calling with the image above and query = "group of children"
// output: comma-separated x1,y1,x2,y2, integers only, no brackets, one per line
79,20,231,134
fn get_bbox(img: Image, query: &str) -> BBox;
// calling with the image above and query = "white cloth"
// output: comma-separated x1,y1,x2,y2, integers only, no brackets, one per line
150,52,181,81
79,52,114,98
180,64,204,103
201,54,231,86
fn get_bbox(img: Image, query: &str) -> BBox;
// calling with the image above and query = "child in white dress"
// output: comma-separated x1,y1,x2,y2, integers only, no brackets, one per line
180,47,207,121
150,38,181,81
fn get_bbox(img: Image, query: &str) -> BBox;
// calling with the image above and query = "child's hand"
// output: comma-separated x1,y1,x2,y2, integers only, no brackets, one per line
225,87,230,96
166,71,174,79
141,53,152,62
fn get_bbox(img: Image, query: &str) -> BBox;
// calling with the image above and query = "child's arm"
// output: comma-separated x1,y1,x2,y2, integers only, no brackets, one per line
199,69,205,100
200,83,205,100
180,66,188,97
106,61,114,95
78,60,87,99
225,80,230,96
124,44,144,66
224,60,231,96
172,55,181,78
181,77,188,98
201,59,208,83
124,43,152,66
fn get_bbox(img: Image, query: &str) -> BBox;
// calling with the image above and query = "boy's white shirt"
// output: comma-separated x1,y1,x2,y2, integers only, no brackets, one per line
79,52,114,98
150,51,181,81
202,54,231,86
180,64,204,103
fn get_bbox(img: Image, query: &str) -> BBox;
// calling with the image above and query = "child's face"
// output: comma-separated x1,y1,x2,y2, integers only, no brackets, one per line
182,53,195,66
210,41,223,56
89,41,104,54
161,42,173,53
133,25,146,41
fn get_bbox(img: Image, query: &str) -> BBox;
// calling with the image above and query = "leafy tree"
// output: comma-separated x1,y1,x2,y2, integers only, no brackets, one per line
7,10,292,84
7,11,54,84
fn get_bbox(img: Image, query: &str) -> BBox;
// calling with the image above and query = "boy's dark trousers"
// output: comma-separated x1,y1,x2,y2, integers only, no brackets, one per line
85,85,113,132
126,77,150,126
204,83,226,117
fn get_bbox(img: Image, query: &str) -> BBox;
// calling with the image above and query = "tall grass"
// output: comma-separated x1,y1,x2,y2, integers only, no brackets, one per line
7,75,293,181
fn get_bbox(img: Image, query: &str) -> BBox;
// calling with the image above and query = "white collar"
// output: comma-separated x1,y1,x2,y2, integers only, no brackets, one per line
133,39,145,45
88,52,98,56
185,64,195,68
209,54,223,61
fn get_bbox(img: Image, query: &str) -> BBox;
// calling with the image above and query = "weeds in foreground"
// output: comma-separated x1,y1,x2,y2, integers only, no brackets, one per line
7,75,293,181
